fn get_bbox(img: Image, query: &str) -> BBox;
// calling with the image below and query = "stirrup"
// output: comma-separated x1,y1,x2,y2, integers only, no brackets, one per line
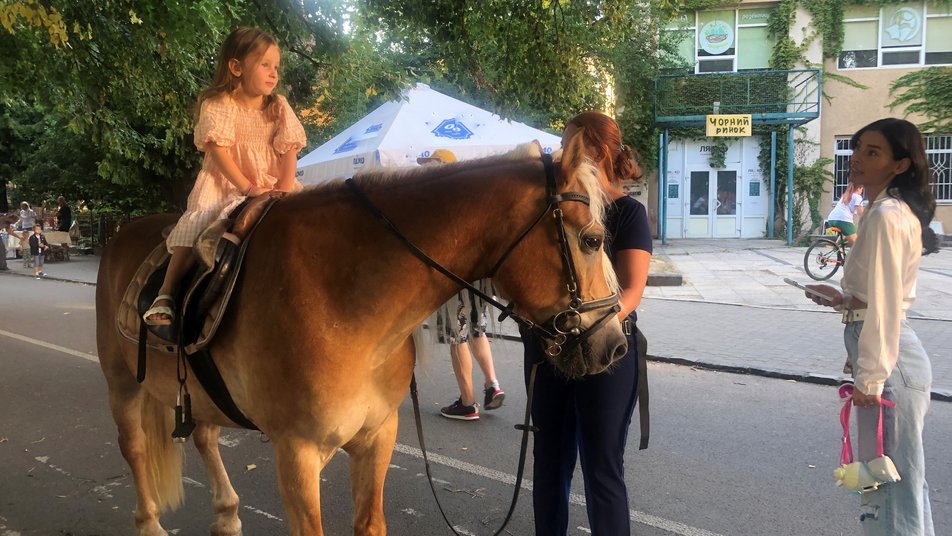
143,294,176,326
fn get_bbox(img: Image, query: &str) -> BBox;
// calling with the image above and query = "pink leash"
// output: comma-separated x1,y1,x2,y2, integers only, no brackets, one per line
839,384,896,464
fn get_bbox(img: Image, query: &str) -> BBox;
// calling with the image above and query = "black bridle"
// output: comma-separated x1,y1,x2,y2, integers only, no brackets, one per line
344,153,620,357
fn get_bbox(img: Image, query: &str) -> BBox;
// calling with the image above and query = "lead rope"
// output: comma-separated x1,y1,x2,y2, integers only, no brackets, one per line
409,363,540,536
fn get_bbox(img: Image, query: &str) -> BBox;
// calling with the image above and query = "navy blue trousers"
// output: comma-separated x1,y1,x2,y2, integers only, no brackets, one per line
521,326,640,536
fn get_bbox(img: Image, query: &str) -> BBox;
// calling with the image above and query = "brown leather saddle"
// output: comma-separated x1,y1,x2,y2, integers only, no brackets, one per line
117,192,286,430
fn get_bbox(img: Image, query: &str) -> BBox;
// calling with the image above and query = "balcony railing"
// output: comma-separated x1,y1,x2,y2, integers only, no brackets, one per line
653,69,821,127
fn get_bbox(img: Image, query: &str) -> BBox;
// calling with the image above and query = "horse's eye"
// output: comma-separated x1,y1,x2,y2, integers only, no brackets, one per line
582,236,602,251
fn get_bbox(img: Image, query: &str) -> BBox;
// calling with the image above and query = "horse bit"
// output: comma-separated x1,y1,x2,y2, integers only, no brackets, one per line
345,153,621,357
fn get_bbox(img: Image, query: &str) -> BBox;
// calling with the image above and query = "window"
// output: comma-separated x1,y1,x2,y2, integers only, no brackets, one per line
698,10,736,73
737,8,774,71
664,7,775,74
926,134,952,202
833,134,952,203
833,138,853,202
839,2,952,69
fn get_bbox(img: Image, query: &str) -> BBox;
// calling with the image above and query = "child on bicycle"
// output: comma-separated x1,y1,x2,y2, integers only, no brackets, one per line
826,182,864,246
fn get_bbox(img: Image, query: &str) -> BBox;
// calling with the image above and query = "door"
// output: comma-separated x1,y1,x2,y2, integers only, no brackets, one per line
685,171,711,237
685,169,740,238
713,170,739,238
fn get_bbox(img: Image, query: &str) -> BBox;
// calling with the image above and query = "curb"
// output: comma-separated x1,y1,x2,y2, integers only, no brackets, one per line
0,270,95,286
647,272,683,286
647,354,952,403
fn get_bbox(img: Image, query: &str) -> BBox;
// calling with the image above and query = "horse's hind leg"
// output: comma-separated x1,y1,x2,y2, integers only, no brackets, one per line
103,372,182,536
346,408,399,536
192,423,242,535
274,436,332,536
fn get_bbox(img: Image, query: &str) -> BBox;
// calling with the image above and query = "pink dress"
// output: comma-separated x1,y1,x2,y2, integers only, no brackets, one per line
166,94,306,251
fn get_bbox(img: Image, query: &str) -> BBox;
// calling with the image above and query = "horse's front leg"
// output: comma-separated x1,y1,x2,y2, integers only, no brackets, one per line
345,408,400,536
274,436,333,536
192,423,242,535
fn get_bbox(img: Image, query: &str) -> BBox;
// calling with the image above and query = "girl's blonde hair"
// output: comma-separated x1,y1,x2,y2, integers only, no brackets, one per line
196,27,282,122
839,182,863,205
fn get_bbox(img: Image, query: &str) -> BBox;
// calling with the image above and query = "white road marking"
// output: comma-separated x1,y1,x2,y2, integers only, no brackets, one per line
0,329,98,362
6,336,722,536
242,505,284,522
393,443,725,536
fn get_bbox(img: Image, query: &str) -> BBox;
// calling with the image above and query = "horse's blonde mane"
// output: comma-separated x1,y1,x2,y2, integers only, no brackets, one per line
551,148,618,293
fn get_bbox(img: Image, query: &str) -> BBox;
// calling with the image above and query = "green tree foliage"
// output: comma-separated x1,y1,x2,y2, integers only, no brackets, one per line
889,67,952,134
0,0,358,213
357,0,666,162
1,0,671,215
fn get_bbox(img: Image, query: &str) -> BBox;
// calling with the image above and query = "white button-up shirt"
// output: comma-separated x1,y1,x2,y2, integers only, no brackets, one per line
841,189,922,396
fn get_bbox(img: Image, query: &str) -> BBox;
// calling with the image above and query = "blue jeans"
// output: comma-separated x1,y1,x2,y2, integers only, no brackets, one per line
521,325,640,536
844,320,934,535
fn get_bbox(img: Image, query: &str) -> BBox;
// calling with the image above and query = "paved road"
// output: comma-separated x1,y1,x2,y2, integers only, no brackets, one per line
1,272,951,535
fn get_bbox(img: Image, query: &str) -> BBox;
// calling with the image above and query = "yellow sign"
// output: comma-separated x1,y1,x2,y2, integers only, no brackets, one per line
706,114,752,137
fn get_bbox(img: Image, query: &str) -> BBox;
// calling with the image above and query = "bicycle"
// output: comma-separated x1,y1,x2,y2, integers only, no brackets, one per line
804,226,849,281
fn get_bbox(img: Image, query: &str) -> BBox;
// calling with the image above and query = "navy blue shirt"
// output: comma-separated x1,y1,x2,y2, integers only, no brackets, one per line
604,195,652,264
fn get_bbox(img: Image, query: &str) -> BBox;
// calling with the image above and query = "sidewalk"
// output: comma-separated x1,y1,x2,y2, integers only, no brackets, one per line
643,239,952,400
3,241,949,400
1,252,100,285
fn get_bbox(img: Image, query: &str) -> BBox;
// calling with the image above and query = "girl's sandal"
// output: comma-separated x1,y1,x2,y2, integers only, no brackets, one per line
143,294,176,326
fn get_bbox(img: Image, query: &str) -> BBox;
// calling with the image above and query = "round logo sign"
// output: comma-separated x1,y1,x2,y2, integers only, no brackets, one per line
699,20,734,55
884,7,921,43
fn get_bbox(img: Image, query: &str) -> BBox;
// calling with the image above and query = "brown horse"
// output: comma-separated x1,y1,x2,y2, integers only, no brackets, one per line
95,137,628,535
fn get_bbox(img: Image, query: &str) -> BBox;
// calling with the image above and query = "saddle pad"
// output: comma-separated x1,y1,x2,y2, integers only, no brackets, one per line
117,243,178,354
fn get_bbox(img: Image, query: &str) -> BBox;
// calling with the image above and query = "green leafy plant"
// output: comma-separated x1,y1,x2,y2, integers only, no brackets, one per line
889,67,952,133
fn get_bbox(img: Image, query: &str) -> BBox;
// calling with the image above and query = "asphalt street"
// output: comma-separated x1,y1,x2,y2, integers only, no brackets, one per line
0,271,950,535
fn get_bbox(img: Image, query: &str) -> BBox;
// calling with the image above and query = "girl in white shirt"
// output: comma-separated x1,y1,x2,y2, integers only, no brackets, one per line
18,202,35,231
826,182,864,245
807,118,937,535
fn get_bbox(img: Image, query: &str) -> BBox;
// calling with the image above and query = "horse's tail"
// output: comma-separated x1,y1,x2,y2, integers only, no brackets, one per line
140,392,185,512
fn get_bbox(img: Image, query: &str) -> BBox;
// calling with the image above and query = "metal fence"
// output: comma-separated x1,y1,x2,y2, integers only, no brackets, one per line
72,212,134,252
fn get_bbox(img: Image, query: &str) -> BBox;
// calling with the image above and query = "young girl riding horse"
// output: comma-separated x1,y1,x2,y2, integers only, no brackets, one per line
144,27,306,325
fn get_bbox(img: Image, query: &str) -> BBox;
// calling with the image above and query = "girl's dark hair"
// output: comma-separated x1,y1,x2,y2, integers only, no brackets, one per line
196,27,281,122
852,118,939,254
566,112,643,185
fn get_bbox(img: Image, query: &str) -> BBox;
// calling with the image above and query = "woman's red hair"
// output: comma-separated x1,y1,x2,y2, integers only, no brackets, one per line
566,112,642,185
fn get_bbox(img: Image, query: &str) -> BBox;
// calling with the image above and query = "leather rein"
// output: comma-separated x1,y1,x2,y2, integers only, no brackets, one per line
344,154,621,535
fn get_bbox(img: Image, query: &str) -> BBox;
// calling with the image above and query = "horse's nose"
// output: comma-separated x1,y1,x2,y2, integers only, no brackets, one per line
611,339,628,362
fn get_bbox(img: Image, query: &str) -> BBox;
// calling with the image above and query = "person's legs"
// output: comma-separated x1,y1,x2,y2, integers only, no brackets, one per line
470,334,505,410
0,237,8,270
144,246,195,323
441,292,479,420
845,322,934,536
522,329,576,536
34,253,44,276
575,335,639,535
450,342,476,407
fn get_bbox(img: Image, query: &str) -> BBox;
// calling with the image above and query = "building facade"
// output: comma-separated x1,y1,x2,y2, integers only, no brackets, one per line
649,1,951,239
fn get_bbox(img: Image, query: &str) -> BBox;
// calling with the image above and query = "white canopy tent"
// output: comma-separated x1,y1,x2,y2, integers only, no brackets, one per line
296,83,562,184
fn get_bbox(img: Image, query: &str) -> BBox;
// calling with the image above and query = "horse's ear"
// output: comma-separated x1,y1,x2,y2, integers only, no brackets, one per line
560,128,589,182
